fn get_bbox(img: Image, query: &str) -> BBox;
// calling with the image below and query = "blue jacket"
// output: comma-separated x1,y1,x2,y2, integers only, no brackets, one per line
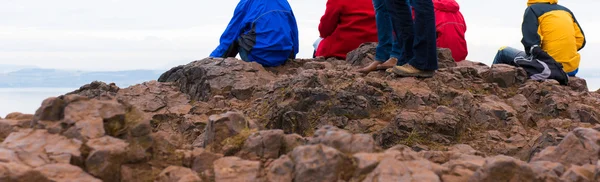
210,0,299,67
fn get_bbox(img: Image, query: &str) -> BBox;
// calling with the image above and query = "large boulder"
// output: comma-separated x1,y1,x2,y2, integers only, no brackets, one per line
213,157,260,182
438,48,458,68
290,144,355,182
469,155,536,182
84,136,129,182
0,129,82,167
237,129,287,160
117,81,192,116
308,125,376,154
481,64,528,88
156,166,202,182
532,128,600,166
198,111,258,154
158,58,276,101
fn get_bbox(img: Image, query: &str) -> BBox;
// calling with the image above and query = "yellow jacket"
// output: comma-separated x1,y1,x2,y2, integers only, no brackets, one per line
522,0,586,73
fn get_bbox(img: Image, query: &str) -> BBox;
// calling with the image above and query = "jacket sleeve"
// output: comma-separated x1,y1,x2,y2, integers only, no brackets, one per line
210,0,249,57
318,0,342,38
572,16,586,51
290,11,300,59
521,7,541,54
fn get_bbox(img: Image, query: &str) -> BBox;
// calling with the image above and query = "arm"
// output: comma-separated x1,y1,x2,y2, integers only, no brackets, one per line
318,0,342,38
520,7,541,55
572,15,586,51
210,0,249,57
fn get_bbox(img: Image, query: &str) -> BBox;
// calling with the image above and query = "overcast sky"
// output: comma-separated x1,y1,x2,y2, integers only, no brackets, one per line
0,0,598,74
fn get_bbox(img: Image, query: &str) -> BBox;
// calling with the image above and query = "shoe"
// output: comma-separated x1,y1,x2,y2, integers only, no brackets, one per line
376,57,398,70
392,64,435,78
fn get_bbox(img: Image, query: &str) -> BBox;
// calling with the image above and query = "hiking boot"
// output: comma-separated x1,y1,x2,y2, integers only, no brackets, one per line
376,57,398,70
358,61,382,74
392,64,435,78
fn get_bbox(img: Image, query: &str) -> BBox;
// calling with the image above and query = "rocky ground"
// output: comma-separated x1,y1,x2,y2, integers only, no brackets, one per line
2,45,600,182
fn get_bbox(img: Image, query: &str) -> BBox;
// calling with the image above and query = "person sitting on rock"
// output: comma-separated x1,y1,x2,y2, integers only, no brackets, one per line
434,0,468,62
492,0,585,77
314,0,378,60
210,0,299,67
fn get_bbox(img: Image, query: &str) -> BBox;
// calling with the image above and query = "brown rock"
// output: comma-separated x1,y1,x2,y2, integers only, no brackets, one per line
67,81,119,99
35,163,102,182
238,130,285,160
507,94,530,113
568,104,600,124
0,162,49,182
374,110,461,148
469,155,536,182
190,148,222,181
121,164,161,182
438,48,458,68
470,95,517,128
352,152,385,178
448,144,480,155
532,128,600,166
213,157,260,182
200,111,257,153
267,155,295,182
481,64,527,88
345,42,376,66
0,119,24,142
85,136,129,182
290,144,355,182
62,98,126,140
530,161,565,182
117,81,192,116
156,166,202,182
5,112,33,121
363,157,441,182
442,157,485,182
1,129,82,167
309,125,375,154
157,58,276,101
560,164,595,182
283,133,306,154
568,76,588,92
33,97,67,122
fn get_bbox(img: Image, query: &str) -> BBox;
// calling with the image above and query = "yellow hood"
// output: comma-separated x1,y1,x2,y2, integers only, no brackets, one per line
528,0,558,6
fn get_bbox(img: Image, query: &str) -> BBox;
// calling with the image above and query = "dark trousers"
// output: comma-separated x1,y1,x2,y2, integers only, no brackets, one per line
386,0,438,71
373,0,401,62
223,40,249,61
493,46,579,76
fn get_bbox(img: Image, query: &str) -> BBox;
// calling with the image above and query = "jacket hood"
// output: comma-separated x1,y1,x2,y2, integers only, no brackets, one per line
434,0,460,12
527,0,558,6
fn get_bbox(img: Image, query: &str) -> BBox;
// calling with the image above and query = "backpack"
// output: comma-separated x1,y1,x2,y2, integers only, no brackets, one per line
512,45,569,85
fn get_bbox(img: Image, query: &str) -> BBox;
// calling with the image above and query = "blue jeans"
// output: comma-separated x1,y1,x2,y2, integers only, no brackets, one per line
387,0,438,71
373,0,401,62
493,46,580,76
492,46,526,65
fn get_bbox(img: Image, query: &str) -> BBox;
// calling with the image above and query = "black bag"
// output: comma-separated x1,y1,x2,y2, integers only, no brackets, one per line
512,45,569,85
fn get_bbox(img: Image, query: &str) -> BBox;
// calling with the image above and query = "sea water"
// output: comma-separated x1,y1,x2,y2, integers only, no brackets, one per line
0,88,74,117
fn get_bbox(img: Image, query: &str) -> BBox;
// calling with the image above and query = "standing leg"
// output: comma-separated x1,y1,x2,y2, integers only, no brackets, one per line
374,0,393,62
408,0,437,71
359,0,395,73
386,0,414,67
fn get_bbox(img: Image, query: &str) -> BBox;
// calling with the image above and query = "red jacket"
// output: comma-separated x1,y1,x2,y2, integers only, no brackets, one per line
316,0,378,59
434,0,468,62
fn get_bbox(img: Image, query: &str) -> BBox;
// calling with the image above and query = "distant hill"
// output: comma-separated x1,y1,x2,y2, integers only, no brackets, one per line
0,68,165,88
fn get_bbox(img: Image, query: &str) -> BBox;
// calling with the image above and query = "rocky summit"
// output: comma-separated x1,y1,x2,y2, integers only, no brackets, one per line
2,44,600,182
